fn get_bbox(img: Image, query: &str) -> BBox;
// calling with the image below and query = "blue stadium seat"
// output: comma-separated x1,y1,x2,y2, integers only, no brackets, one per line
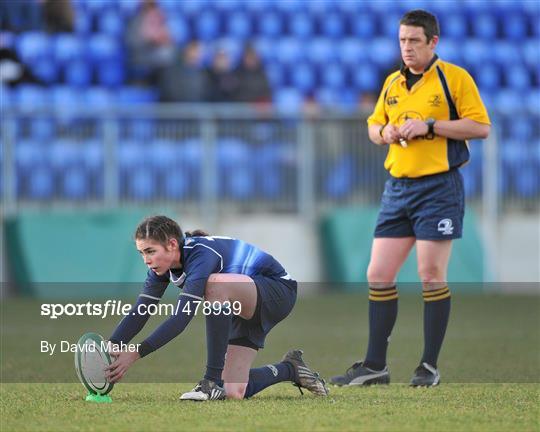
493,41,521,65
217,138,255,199
255,142,296,198
64,59,93,87
494,90,522,115
126,170,158,201
276,38,304,64
82,139,104,173
163,138,202,199
74,9,92,34
61,166,91,200
195,11,220,41
320,13,345,38
50,139,83,172
253,38,275,63
16,85,49,110
522,39,539,69
351,64,380,92
321,63,347,89
30,117,55,140
289,12,314,39
88,34,121,63
440,14,468,40
274,87,303,115
315,87,340,108
504,65,532,90
16,32,52,64
306,38,335,64
338,39,368,65
257,11,283,38
526,89,540,115
291,63,316,93
275,0,303,13
474,64,502,92
265,62,286,88
506,117,534,141
368,38,399,68
167,15,190,44
97,61,125,87
325,155,356,199
118,141,147,172
98,9,124,37
24,166,55,200
436,40,463,65
85,87,113,108
118,87,158,105
350,12,376,38
462,39,490,67
33,59,60,84
227,10,252,39
470,13,498,39
503,13,527,40
381,13,401,39
54,34,84,64
51,85,79,109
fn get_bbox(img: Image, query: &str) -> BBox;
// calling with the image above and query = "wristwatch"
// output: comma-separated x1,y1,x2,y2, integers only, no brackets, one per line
425,118,436,139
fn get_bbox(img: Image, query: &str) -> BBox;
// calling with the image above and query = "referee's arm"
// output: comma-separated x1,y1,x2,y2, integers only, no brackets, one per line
368,124,401,146
431,118,490,140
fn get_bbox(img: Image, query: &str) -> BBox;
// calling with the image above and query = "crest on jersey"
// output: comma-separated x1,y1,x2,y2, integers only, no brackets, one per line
428,94,442,107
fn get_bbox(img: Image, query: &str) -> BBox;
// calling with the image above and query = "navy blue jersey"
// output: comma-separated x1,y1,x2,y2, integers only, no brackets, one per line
110,236,293,356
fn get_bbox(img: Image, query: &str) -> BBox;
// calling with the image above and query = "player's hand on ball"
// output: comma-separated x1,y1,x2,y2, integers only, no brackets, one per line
399,119,429,140
104,351,140,383
382,124,401,145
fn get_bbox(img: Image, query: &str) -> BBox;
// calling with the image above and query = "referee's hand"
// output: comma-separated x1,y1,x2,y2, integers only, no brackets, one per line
381,124,402,145
399,119,429,140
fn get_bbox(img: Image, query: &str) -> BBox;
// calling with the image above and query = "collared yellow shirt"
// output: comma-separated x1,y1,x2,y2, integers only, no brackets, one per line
367,56,491,178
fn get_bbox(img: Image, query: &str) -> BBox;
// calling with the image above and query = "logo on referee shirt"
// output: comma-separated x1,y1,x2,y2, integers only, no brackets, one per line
428,94,442,107
437,219,454,235
386,96,399,106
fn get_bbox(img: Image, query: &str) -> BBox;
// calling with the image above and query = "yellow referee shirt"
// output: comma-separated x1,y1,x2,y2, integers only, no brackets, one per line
367,55,491,178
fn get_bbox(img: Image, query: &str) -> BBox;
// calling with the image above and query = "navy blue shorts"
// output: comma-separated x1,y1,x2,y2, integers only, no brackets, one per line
374,169,465,240
229,275,297,349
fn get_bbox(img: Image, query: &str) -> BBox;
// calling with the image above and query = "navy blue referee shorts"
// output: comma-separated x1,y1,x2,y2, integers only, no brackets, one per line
229,275,297,349
374,168,465,240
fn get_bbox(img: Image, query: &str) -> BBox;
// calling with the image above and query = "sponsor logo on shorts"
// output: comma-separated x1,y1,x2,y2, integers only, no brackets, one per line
437,218,454,235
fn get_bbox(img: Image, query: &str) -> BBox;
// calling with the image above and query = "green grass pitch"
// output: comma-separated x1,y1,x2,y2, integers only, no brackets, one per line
1,293,539,431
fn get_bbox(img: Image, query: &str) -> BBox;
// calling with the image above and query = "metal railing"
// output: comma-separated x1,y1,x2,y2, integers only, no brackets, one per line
1,104,538,221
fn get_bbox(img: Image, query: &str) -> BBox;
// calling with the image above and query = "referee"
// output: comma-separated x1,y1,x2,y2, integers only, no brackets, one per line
331,10,491,387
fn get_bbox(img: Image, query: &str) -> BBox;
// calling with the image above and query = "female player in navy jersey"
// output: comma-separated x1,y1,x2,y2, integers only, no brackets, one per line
105,215,328,400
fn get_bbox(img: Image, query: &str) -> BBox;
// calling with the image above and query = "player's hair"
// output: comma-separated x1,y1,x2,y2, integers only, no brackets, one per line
400,10,440,42
134,215,208,245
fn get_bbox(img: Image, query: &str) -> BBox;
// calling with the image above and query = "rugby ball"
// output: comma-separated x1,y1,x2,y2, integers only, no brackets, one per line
74,332,114,395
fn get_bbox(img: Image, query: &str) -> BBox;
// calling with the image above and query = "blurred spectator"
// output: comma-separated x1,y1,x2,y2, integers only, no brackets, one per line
125,0,176,85
235,44,272,103
0,34,41,87
42,0,74,33
0,0,42,32
157,40,208,102
206,48,240,102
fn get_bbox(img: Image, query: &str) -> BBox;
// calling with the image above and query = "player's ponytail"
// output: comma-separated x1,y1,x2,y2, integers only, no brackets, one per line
134,215,183,246
185,229,209,237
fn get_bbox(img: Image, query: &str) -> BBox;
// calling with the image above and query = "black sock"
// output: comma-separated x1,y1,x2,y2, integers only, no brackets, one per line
421,287,451,368
244,362,294,398
203,303,232,386
364,286,398,371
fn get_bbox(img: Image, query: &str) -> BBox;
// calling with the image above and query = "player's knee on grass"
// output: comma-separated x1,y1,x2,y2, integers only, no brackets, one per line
225,383,247,400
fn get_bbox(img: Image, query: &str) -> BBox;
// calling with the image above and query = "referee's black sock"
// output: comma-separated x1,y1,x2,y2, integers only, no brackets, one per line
421,286,451,368
364,286,398,371
203,303,233,387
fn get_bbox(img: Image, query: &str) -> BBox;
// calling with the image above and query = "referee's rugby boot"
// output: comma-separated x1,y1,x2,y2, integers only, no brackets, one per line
282,349,329,396
410,362,441,387
329,361,390,386
180,379,226,401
